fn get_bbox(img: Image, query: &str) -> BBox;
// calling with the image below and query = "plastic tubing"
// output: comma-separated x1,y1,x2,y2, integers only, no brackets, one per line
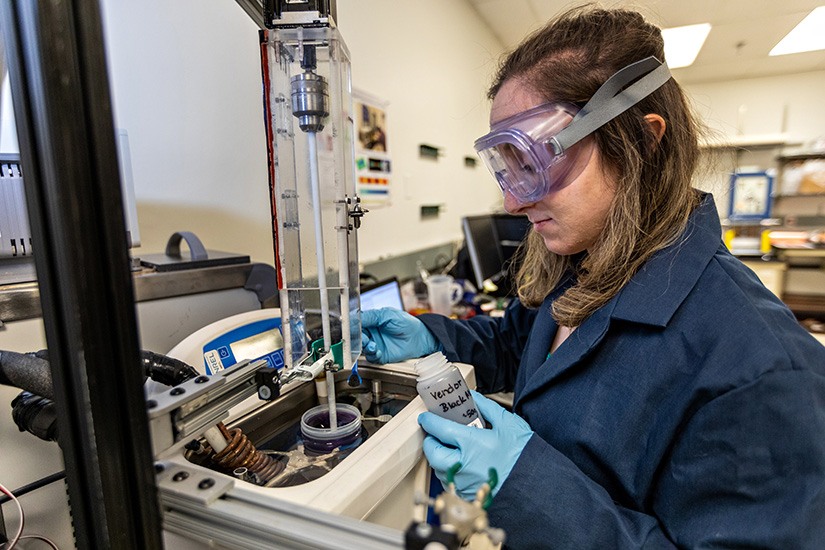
307,132,337,428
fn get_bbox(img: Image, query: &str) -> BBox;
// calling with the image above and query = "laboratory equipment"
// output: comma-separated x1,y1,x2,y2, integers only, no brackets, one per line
414,351,483,428
0,131,140,265
300,402,362,452
261,0,364,433
360,277,405,311
424,274,463,316
1,0,505,546
0,252,280,548
158,309,286,377
413,463,506,548
145,0,493,542
461,213,531,294
151,305,472,519
150,326,481,545
0,154,29,259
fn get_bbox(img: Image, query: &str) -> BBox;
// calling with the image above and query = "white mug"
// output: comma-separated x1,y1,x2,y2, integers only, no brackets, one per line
426,275,463,316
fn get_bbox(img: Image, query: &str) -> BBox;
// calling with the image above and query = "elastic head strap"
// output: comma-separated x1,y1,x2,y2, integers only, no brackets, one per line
549,56,672,154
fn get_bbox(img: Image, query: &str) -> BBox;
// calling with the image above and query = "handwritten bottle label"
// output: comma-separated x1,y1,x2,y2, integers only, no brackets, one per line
426,377,483,428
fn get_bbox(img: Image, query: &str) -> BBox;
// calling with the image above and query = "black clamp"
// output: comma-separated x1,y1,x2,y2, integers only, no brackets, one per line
347,196,367,230
404,522,459,550
255,367,281,401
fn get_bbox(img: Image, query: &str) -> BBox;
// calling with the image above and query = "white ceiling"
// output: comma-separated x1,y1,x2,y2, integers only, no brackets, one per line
466,0,825,84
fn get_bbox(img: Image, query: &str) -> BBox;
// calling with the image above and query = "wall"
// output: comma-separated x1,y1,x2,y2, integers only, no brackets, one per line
100,1,271,260
100,1,504,268
336,0,505,263
683,70,825,215
685,70,825,142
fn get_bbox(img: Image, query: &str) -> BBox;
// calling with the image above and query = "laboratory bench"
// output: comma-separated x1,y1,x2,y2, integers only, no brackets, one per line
739,248,825,342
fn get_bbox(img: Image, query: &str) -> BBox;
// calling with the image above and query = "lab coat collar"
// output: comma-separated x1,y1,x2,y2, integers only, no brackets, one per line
515,292,614,411
514,193,720,409
610,193,721,327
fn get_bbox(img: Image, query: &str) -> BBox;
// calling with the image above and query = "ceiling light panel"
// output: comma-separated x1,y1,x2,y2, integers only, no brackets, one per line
770,6,825,56
662,23,712,68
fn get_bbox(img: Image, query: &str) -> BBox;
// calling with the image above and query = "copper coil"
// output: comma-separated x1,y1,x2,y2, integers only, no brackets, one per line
210,424,285,483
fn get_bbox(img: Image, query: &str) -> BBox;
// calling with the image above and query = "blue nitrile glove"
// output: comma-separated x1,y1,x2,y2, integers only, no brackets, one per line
418,390,533,501
360,308,439,364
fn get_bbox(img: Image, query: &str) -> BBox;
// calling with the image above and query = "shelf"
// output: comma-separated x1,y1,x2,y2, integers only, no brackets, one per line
783,293,825,316
722,217,781,226
699,133,798,150
777,152,825,162
775,193,825,198
774,248,825,258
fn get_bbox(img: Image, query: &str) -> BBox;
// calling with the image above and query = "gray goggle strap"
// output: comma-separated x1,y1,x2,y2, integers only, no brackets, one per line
549,56,672,155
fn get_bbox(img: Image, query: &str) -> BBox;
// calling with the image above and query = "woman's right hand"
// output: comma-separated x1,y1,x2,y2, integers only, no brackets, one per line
360,308,440,364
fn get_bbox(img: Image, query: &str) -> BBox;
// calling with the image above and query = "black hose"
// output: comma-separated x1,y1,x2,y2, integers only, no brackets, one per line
0,471,66,505
0,350,53,399
0,348,197,395
7,349,199,443
140,350,198,386
11,391,58,441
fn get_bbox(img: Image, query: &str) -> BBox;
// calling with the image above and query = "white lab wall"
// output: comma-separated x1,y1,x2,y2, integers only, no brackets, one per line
684,70,825,141
336,0,505,262
100,0,504,266
101,1,276,264
683,70,825,214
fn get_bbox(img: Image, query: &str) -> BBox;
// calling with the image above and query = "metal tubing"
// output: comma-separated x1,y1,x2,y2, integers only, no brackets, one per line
0,0,162,548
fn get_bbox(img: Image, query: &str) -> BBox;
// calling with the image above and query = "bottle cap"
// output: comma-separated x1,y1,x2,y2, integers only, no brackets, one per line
413,351,449,381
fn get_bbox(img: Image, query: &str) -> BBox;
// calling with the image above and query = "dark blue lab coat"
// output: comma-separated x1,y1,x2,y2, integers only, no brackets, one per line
420,195,825,549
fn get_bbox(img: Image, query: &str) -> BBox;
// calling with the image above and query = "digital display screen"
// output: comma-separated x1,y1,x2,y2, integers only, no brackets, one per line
229,329,283,362
361,280,404,311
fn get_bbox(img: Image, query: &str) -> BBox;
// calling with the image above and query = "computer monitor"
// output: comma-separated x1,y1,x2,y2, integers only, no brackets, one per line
462,213,531,293
360,277,405,311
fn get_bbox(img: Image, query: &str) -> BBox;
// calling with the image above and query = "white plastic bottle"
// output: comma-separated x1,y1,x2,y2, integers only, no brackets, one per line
414,352,484,428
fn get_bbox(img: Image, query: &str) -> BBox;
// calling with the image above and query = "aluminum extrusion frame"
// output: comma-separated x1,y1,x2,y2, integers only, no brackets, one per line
0,0,162,547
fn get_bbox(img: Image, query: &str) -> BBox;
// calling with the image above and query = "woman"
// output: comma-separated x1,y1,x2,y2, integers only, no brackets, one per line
361,7,825,548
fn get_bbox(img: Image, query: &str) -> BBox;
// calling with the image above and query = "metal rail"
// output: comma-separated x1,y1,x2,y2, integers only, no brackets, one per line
0,0,162,547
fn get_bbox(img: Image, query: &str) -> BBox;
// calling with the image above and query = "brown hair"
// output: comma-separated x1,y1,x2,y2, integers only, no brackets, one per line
490,6,703,327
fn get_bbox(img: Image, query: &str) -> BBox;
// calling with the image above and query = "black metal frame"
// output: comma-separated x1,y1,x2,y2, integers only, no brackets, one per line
263,0,336,28
0,0,161,547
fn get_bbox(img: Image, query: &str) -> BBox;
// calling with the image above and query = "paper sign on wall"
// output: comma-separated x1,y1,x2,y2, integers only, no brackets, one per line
354,89,391,207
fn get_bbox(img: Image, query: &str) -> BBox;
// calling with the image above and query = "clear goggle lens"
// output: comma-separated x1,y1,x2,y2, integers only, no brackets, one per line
474,103,590,203
477,143,549,202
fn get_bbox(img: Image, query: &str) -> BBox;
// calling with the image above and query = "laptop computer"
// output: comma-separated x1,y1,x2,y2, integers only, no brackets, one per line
360,277,405,311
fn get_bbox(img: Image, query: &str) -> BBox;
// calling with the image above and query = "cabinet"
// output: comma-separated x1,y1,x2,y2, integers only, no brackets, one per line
769,152,825,318
741,260,786,298
698,139,785,257
700,141,825,317
773,152,825,218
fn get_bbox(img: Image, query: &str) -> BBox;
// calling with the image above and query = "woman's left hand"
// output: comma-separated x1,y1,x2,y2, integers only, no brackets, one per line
418,390,534,501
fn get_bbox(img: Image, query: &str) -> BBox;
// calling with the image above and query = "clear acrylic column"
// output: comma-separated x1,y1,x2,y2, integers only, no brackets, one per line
261,26,362,428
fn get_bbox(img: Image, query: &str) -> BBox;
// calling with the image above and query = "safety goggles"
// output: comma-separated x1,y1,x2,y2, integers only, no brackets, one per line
474,56,672,204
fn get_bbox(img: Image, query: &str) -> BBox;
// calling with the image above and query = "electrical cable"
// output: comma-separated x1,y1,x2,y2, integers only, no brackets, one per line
0,481,24,549
18,535,59,549
0,472,66,506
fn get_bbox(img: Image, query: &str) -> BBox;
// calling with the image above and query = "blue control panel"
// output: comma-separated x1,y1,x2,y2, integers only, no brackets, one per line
202,317,285,375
